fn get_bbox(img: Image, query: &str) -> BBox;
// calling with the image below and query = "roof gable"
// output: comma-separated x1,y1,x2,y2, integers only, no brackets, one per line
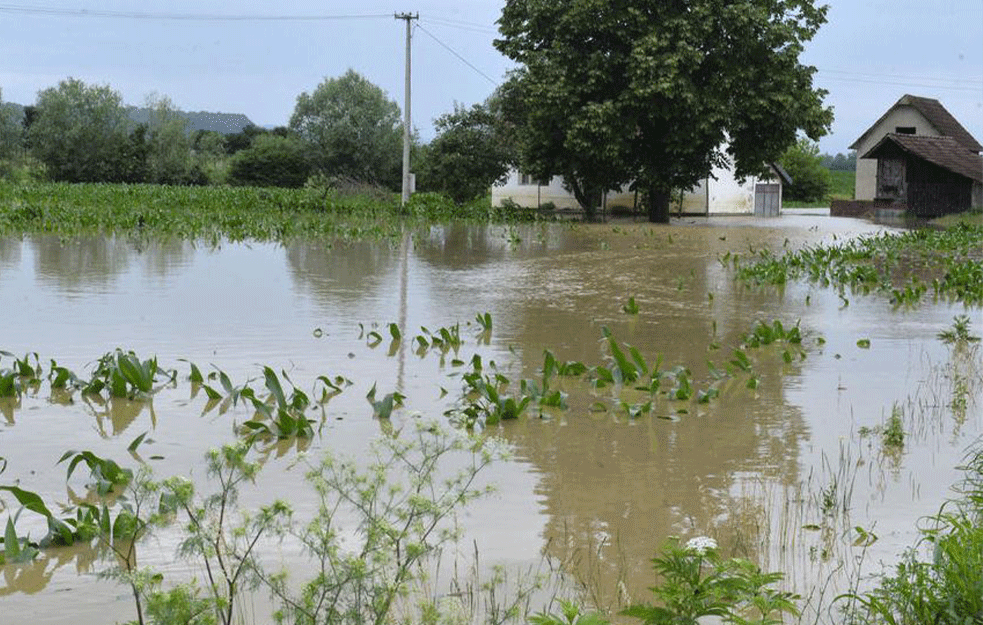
850,95,982,153
862,134,983,183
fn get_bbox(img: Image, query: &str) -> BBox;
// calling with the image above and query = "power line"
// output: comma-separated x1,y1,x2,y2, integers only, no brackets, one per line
421,15,498,35
817,67,983,86
0,3,390,21
416,22,499,86
817,74,983,93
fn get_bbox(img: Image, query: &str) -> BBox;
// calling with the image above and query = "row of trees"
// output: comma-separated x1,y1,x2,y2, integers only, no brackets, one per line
0,72,514,197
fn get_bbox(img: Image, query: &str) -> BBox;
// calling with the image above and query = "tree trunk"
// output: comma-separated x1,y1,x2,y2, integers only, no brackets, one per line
568,177,598,221
646,188,671,223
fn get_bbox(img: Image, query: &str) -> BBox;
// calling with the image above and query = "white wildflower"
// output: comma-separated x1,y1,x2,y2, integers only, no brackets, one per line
685,536,717,555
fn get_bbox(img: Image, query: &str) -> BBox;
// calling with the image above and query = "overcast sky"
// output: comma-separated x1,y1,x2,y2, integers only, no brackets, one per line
1,1,980,154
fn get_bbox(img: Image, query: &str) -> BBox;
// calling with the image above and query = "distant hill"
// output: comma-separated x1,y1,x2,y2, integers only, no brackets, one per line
125,107,256,135
1,101,256,136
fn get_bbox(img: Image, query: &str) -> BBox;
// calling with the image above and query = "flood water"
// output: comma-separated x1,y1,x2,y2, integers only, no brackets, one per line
1,215,980,624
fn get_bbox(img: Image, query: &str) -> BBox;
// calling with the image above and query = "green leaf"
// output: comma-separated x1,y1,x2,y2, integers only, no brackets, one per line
127,431,148,453
188,362,204,384
0,486,54,518
263,366,288,409
5,517,21,561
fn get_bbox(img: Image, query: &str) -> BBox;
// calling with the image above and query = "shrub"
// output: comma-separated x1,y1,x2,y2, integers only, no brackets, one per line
227,134,311,188
779,138,831,202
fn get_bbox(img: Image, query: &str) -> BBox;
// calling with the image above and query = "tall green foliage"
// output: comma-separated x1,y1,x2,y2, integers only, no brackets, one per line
495,0,833,222
418,102,514,203
779,137,831,202
27,77,137,182
144,94,193,184
0,88,24,160
290,69,403,189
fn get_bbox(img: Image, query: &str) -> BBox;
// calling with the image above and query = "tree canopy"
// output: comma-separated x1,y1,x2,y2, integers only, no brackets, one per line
418,102,515,203
289,69,403,189
495,0,833,221
0,88,24,160
143,94,193,184
27,77,138,182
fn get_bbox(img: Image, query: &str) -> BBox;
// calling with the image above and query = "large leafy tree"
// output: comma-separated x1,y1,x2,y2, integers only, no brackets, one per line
418,101,515,203
290,69,403,189
28,77,136,182
143,94,192,184
495,0,833,222
0,88,24,160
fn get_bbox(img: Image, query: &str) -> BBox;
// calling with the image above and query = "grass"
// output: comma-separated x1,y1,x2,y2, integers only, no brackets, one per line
931,209,983,228
828,169,855,200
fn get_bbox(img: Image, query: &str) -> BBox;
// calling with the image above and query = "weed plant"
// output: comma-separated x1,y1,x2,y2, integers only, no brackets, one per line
839,444,983,625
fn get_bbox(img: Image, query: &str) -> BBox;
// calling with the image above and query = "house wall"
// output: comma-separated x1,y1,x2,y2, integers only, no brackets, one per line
855,107,941,200
703,163,757,214
492,162,772,215
490,171,582,209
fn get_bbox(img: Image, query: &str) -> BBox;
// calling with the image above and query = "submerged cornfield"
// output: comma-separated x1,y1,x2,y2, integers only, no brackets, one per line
0,185,980,625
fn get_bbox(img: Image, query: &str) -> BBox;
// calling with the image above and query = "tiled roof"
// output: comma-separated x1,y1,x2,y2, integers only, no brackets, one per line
861,134,983,183
850,94,982,153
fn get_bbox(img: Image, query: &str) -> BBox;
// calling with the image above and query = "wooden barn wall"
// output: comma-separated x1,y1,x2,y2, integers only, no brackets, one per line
904,158,973,217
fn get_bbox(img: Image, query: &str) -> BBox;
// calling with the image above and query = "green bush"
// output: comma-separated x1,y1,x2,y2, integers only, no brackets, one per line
227,134,311,188
779,138,831,202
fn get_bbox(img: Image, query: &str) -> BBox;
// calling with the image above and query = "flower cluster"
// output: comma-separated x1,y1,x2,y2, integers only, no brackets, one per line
684,536,718,555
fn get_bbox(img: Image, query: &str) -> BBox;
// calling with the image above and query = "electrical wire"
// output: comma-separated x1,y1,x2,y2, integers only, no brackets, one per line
421,15,498,35
816,74,983,93
415,22,499,86
817,67,983,86
0,3,390,21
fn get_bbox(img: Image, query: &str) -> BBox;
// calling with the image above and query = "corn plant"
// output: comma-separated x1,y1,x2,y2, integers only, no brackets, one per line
240,367,316,440
85,349,175,399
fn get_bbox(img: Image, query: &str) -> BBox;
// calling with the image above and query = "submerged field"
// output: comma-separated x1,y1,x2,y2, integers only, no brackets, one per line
0,182,540,243
0,185,981,625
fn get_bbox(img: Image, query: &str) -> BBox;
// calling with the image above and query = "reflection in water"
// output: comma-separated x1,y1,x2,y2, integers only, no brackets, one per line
84,395,155,437
26,235,194,293
286,238,400,309
0,237,21,279
31,236,132,293
0,218,978,624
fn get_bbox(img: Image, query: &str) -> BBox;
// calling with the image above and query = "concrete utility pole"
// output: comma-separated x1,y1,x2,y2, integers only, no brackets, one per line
395,12,418,206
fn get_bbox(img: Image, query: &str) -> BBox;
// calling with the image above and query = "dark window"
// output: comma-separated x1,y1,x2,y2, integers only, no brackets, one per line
519,173,548,186
895,126,916,134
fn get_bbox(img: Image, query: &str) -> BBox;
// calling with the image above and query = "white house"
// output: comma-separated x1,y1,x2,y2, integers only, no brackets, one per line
492,161,791,216
850,94,983,202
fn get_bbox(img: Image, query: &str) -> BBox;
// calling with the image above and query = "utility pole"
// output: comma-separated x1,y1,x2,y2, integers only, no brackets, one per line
395,12,418,207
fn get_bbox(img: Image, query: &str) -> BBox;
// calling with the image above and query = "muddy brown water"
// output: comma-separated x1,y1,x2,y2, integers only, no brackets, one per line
0,215,980,623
